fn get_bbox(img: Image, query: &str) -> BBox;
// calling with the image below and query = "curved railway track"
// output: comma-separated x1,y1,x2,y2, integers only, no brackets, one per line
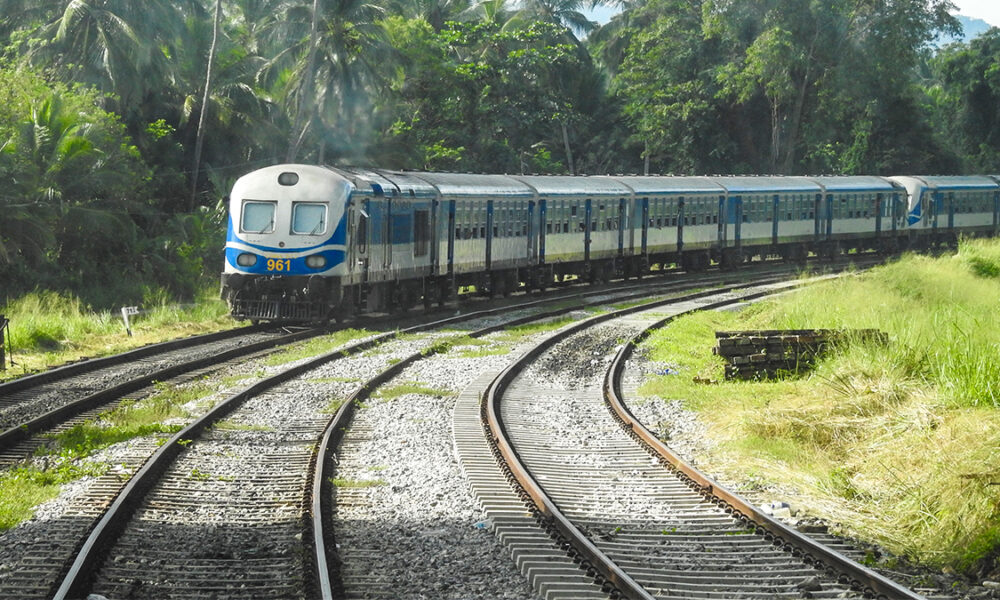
0,267,783,599
0,259,944,600
475,279,928,599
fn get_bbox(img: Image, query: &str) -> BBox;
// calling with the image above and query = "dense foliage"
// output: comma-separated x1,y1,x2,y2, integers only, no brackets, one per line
0,0,996,308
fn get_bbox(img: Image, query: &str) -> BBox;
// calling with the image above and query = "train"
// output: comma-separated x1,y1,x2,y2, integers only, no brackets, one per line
220,165,1000,321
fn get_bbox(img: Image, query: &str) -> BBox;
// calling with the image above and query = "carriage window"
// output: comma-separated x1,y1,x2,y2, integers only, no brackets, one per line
242,201,276,233
292,202,327,235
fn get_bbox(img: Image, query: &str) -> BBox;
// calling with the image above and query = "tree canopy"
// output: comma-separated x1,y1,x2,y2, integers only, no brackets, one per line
0,0,992,306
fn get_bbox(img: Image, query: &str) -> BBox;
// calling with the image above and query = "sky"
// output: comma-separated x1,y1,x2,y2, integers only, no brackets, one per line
952,0,1000,28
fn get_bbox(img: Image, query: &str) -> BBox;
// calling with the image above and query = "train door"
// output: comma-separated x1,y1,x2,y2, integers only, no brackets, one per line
430,198,440,275
720,195,742,251
640,198,649,256
527,200,538,264
617,197,627,256
353,199,371,283
538,199,547,264
446,200,455,277
383,196,393,271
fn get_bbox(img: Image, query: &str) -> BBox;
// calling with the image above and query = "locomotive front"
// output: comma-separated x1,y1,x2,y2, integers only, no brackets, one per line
221,164,352,321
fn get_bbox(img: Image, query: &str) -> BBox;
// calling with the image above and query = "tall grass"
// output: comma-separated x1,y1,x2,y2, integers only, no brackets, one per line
1,287,232,378
639,239,1000,572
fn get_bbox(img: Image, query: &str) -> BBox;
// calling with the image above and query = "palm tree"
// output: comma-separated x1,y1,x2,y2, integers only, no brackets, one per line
273,0,393,163
191,0,224,209
23,0,200,113
516,0,596,36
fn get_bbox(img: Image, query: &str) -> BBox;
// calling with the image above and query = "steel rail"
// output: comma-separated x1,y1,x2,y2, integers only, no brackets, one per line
0,326,328,452
480,280,804,599
602,307,926,600
50,272,721,600
306,277,761,599
0,324,267,395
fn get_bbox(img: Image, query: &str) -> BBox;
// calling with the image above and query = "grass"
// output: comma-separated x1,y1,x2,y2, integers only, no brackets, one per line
214,420,274,432
331,477,386,488
420,333,512,358
638,239,1000,574
261,328,373,366
0,461,106,531
495,315,576,342
41,381,205,461
375,382,453,400
0,288,233,381
0,380,209,532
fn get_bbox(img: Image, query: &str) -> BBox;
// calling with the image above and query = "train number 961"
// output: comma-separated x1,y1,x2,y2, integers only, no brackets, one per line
266,259,292,272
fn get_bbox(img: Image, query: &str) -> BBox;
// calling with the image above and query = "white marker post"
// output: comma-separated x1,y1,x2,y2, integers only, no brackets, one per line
121,306,140,337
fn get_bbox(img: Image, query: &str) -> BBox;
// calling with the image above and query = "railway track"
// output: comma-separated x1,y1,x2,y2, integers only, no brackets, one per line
0,324,327,463
0,266,787,599
473,278,930,599
0,259,947,600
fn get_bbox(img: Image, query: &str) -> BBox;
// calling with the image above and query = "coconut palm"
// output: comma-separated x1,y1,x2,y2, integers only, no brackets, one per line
269,0,393,162
23,0,200,112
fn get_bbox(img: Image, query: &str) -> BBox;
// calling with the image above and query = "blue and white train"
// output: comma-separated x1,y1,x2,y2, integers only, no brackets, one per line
220,165,1000,321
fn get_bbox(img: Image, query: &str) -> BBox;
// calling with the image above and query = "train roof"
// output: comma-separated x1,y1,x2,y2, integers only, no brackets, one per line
609,176,725,196
511,175,634,197
806,176,899,192
399,172,535,199
710,176,821,194
888,175,1000,191
338,167,438,199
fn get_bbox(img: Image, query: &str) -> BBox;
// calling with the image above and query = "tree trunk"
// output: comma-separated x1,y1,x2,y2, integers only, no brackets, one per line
190,0,222,210
287,0,321,163
561,120,575,175
780,31,818,174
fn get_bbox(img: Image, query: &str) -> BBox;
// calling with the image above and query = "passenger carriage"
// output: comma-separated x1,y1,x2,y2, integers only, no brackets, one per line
221,165,1000,322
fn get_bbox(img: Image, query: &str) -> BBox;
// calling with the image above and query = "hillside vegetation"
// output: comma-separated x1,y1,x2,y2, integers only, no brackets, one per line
639,238,1000,575
2,1,1000,309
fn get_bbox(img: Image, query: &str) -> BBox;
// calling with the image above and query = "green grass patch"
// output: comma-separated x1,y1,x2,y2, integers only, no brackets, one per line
453,345,511,358
262,329,372,366
41,381,205,460
322,396,349,413
307,376,360,383
496,316,576,342
0,461,106,532
375,382,452,400
1,288,233,381
638,241,1000,573
331,477,386,488
214,420,274,432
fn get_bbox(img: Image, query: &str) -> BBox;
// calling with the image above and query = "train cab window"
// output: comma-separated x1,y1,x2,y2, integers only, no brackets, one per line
241,201,276,233
292,202,327,235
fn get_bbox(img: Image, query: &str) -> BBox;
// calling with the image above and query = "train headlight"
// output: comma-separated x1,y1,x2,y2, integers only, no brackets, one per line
236,253,258,267
306,255,327,269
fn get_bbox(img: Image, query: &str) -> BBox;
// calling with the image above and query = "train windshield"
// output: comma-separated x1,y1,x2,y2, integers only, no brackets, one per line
292,202,327,235
242,201,275,233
